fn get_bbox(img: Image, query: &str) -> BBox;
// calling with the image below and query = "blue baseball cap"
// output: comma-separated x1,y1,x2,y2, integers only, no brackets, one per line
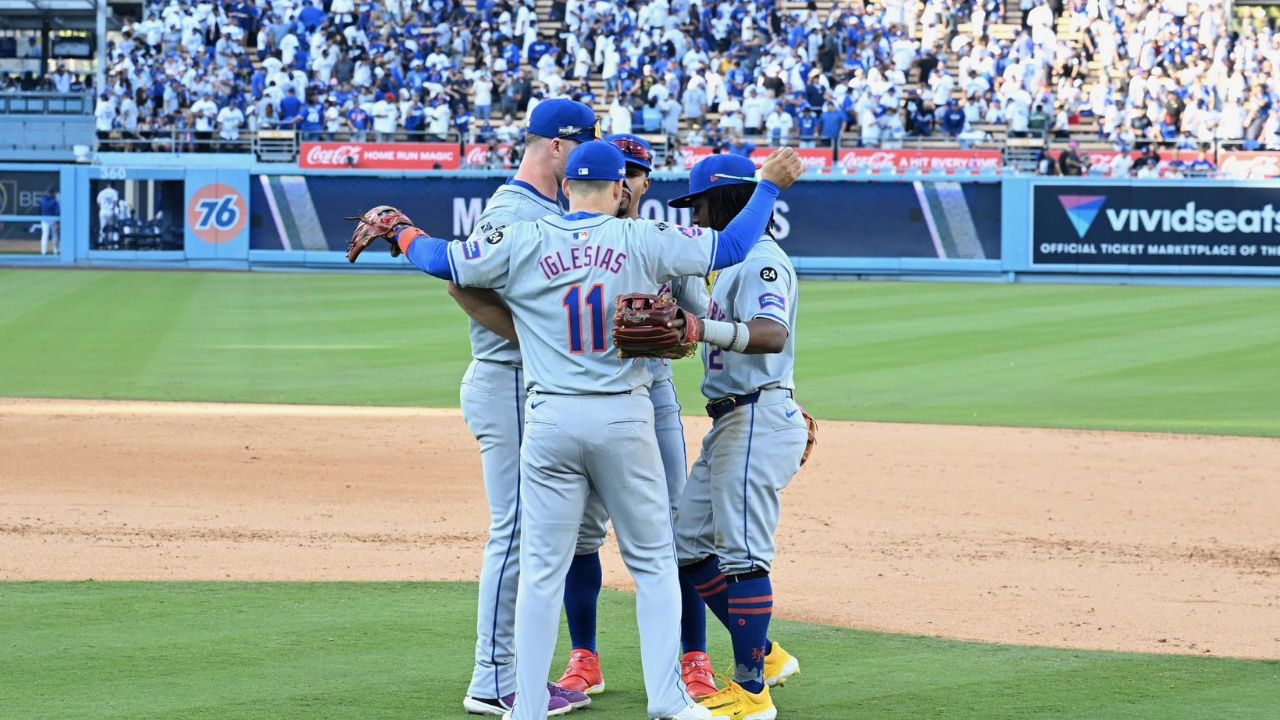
565,141,627,182
604,134,653,172
527,98,599,143
668,154,757,208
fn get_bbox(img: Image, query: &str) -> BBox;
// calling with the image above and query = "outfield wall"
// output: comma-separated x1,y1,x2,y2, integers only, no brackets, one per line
4,162,1280,281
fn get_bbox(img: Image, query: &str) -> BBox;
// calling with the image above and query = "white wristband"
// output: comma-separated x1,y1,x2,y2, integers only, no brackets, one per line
701,319,751,352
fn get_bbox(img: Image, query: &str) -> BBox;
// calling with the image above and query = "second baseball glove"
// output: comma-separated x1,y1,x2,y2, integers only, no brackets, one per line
346,205,416,263
613,293,698,360
800,405,818,466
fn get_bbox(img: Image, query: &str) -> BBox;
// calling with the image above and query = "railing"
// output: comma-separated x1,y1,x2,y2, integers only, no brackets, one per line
83,123,1265,180
0,91,94,115
97,128,464,162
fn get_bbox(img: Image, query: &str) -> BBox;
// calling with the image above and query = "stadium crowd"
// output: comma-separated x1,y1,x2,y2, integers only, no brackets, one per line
53,0,1279,169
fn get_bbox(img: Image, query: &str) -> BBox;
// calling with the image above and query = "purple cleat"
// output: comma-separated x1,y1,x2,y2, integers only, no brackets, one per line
493,691,574,718
467,690,574,717
549,681,593,709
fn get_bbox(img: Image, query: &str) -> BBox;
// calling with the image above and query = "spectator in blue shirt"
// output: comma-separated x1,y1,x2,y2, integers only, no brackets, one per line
299,98,325,135
797,106,818,147
347,105,371,141
819,101,844,146
726,135,756,158
1188,150,1216,172
405,100,427,133
250,67,267,99
910,104,935,136
298,0,326,31
804,71,825,108
640,98,662,132
940,100,966,136
279,87,303,127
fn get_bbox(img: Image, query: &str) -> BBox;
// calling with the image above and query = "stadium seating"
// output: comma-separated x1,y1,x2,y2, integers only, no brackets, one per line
64,0,1273,173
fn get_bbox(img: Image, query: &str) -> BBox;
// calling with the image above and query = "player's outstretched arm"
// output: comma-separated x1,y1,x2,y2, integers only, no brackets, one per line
345,206,453,280
447,283,519,345
709,148,804,271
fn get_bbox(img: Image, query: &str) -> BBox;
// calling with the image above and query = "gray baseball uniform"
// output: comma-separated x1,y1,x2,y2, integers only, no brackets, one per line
674,238,807,575
449,211,730,720
575,277,711,555
463,180,561,702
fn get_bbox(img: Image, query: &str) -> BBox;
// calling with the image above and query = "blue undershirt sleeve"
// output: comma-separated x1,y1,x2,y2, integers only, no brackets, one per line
401,231,455,281
709,180,780,270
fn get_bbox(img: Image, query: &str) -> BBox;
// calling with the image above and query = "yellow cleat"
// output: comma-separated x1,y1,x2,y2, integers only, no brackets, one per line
763,642,799,687
697,680,776,720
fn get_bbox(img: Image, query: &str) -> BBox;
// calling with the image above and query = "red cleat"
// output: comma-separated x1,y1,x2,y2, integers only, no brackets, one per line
556,648,605,695
681,651,719,699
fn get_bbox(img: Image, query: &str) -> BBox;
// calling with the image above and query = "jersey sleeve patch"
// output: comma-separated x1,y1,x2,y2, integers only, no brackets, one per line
462,237,483,260
758,291,786,312
678,225,704,238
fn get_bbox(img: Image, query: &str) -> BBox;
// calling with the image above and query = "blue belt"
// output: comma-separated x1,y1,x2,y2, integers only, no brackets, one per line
535,389,634,397
705,388,793,419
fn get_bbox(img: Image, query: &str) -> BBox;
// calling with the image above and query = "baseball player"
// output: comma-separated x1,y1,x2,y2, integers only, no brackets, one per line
96,182,119,246
556,134,719,700
445,98,599,717
668,154,809,720
346,141,804,720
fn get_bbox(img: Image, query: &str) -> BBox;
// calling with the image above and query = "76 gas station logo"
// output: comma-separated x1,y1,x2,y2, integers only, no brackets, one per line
187,183,247,244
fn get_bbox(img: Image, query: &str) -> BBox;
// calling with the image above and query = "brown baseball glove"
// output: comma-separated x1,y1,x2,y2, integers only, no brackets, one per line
346,205,416,263
799,405,817,466
613,293,699,360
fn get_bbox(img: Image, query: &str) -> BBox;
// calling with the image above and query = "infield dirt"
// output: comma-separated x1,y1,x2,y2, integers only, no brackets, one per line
2,398,1277,660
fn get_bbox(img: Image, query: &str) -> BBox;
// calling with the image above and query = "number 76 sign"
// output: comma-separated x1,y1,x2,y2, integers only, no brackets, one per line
186,183,248,245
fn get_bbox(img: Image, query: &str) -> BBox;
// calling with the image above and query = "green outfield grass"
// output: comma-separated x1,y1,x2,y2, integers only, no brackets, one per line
4,269,1278,718
1,582,1274,720
2,268,1278,435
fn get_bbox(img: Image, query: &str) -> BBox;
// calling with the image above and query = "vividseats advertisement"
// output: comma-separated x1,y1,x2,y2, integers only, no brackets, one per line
1032,185,1280,267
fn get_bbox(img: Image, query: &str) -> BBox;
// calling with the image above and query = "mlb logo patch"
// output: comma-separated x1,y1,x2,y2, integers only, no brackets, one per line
463,238,483,260
577,168,590,175
573,230,590,241
758,292,786,312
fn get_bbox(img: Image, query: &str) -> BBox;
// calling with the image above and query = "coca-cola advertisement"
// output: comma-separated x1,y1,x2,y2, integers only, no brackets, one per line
679,147,832,172
837,149,1002,173
300,142,463,170
464,143,516,169
1217,151,1280,179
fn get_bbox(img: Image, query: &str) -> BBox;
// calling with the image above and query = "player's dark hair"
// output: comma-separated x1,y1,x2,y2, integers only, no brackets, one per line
704,184,777,239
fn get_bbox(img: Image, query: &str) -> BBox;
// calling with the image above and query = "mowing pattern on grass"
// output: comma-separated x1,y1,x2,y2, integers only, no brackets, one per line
1,583,1276,720
1,269,1277,435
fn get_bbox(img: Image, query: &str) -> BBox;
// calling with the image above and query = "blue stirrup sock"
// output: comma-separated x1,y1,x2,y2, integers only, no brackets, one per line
563,551,602,653
680,555,731,629
726,574,773,695
678,565,709,654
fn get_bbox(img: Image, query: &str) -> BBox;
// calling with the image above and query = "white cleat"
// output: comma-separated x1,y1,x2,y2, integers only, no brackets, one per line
652,703,714,720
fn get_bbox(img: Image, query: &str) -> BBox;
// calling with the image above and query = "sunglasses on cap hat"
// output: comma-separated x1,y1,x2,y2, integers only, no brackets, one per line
609,137,653,163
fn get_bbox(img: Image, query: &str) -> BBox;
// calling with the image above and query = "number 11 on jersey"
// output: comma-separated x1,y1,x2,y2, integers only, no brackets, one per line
564,283,607,354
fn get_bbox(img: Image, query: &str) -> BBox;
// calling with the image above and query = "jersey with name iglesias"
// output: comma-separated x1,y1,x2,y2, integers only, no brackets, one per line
395,181,782,394
448,211,720,395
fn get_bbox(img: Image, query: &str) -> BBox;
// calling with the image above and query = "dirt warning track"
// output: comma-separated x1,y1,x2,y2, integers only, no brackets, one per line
2,398,1277,659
